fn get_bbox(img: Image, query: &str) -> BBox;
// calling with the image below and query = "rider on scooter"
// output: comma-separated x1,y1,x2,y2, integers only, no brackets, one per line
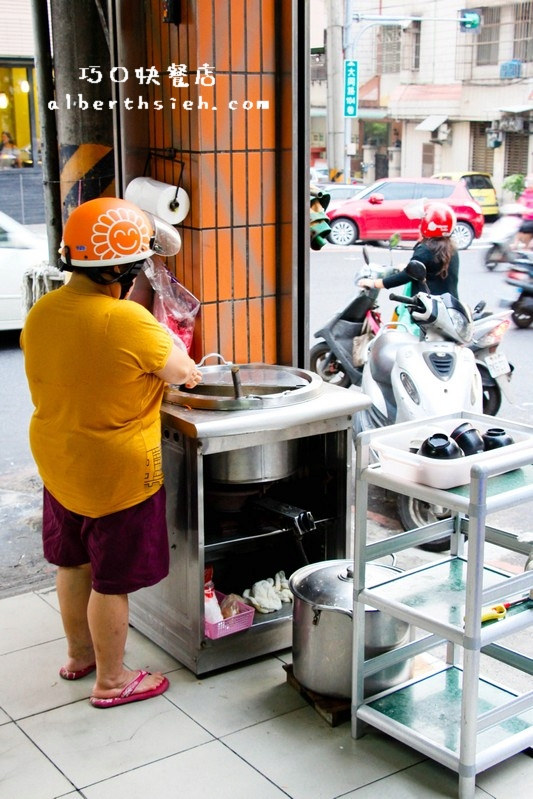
512,219,533,252
358,203,459,298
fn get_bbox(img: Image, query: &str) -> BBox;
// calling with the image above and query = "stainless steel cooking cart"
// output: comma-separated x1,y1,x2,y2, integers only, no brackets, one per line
351,412,533,799
130,367,369,675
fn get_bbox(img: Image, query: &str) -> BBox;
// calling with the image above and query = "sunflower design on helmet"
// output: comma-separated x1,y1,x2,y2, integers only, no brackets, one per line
60,198,156,267
92,206,152,261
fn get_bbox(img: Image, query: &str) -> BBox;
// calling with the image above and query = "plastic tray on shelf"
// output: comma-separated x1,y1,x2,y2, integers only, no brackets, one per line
369,414,533,490
204,591,255,639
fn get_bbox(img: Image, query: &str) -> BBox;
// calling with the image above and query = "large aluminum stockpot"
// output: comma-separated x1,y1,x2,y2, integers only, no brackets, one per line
289,559,412,699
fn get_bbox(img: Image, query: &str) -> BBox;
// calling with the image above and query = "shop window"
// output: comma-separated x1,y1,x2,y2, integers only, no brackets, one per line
0,62,39,169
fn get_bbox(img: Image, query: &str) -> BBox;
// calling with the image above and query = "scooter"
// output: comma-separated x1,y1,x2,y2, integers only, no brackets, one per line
310,241,398,387
312,258,513,415
355,260,484,550
505,254,533,328
484,204,525,270
470,301,514,415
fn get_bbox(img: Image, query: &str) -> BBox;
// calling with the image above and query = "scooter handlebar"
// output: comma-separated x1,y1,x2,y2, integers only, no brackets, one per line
389,292,416,305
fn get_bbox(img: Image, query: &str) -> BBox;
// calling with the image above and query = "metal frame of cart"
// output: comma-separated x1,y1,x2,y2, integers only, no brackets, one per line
352,412,533,799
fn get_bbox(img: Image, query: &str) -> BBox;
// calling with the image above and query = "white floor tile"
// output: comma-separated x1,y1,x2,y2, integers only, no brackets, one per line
223,706,423,799
277,649,293,665
81,739,288,799
18,686,213,788
0,708,10,724
0,592,63,654
0,722,73,799
341,760,488,797
164,656,306,736
124,625,185,675
36,586,60,611
0,638,94,718
476,752,533,798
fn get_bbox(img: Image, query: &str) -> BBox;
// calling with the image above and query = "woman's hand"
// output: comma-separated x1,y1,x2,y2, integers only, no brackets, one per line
183,365,203,389
358,278,374,289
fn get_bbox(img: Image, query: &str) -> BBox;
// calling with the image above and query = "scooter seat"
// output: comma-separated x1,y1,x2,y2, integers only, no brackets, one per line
369,329,415,385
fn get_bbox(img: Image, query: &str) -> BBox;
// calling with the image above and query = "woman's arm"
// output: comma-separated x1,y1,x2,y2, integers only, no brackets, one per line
154,344,202,388
358,270,409,291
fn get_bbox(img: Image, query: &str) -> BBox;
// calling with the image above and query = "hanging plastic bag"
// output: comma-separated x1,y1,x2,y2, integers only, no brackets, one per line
143,256,200,352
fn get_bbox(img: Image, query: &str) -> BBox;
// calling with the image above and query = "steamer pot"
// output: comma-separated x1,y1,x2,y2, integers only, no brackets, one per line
206,440,297,484
164,360,320,483
289,559,412,699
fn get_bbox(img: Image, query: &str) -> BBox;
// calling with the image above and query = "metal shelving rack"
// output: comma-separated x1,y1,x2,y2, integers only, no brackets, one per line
352,414,533,799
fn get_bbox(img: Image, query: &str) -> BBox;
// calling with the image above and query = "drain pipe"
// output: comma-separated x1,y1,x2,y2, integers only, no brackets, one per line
30,0,62,265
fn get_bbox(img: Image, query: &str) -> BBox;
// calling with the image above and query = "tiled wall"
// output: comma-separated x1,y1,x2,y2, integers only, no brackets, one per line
143,0,295,364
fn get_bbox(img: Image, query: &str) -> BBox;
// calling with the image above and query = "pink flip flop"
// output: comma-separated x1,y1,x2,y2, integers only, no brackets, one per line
89,670,169,708
59,663,96,681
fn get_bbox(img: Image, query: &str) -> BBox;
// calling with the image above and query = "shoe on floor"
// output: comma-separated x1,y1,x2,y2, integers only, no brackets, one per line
90,670,169,708
59,663,96,680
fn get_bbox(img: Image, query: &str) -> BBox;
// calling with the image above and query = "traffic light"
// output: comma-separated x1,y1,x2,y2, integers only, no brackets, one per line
310,189,332,250
459,9,481,32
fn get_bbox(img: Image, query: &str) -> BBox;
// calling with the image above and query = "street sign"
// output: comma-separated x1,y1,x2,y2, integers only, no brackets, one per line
459,9,482,32
344,59,358,118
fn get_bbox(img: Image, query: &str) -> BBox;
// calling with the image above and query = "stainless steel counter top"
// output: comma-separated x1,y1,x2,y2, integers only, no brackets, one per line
161,383,370,451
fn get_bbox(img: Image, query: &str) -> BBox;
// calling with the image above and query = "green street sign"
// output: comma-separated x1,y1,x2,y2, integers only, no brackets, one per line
344,60,358,118
459,9,481,32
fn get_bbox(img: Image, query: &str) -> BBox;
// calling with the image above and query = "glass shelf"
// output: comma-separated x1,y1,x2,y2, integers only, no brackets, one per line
363,666,533,757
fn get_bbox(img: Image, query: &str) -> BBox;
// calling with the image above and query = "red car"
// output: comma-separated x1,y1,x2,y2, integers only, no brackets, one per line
326,177,484,249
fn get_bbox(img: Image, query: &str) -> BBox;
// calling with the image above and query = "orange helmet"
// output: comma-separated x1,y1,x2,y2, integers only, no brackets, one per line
420,203,456,238
60,197,181,267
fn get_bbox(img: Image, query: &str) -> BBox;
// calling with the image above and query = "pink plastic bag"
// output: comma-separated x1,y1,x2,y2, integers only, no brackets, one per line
143,257,200,352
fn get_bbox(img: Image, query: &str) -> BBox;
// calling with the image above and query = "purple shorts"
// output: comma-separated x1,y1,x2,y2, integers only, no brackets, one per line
42,486,170,594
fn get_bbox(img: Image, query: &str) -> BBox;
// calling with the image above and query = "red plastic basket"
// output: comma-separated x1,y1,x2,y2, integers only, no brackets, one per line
204,591,255,639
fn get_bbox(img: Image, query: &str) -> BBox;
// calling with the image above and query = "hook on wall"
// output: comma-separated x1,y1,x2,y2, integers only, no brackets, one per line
143,148,185,209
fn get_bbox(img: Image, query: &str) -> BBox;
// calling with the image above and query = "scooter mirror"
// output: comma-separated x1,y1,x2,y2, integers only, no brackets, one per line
363,246,370,265
405,259,427,281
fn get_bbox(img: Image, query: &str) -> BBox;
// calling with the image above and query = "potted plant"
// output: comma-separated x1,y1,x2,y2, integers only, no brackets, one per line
502,173,526,200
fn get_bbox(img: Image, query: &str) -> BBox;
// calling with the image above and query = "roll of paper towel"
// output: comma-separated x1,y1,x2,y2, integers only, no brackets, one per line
125,177,190,224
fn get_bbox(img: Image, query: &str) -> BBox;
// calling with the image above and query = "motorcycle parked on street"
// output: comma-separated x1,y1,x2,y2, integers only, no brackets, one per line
470,301,514,415
311,258,514,416
310,239,399,387
354,260,485,550
505,254,533,329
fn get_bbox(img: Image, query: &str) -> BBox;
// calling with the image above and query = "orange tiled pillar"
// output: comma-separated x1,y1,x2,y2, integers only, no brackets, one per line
142,0,297,365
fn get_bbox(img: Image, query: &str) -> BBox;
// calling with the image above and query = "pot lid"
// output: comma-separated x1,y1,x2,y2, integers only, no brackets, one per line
164,362,323,410
289,559,401,612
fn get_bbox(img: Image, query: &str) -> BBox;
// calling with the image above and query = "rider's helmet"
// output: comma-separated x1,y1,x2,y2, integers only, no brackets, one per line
60,197,181,268
420,203,456,238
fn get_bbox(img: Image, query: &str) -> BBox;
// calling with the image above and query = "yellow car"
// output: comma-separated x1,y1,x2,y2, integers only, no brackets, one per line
432,171,499,219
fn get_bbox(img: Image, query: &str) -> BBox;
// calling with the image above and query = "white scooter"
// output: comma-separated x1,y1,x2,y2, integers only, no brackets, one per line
355,260,484,550
484,203,525,271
